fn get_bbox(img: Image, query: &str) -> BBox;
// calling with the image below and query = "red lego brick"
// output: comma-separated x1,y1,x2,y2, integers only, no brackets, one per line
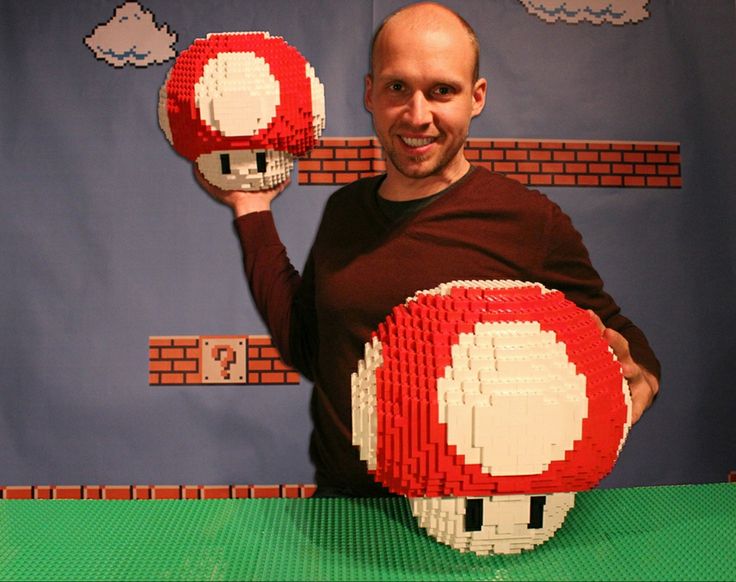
152,486,181,500
301,485,317,498
232,485,251,499
134,486,151,500
3,486,33,500
182,486,200,500
201,486,230,499
54,486,83,500
35,486,53,500
281,484,300,499
84,486,102,500
251,485,280,499
103,486,133,500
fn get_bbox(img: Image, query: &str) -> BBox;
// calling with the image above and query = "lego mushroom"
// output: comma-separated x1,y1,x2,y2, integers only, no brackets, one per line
159,32,325,190
352,280,631,555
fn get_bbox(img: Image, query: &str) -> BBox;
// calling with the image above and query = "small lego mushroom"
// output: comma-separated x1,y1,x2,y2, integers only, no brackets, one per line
352,280,631,555
159,32,325,190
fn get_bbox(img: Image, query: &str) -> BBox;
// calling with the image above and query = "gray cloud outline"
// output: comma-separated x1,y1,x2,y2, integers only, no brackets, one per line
519,0,650,25
84,1,177,68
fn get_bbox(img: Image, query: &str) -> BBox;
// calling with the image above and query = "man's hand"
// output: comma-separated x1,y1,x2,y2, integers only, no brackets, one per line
193,165,289,217
587,310,659,425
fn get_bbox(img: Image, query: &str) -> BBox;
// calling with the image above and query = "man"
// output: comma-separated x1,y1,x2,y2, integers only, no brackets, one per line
195,2,660,497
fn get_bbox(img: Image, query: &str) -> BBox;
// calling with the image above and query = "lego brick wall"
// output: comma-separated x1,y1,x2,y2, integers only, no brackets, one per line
299,138,682,188
0,484,316,500
149,336,300,385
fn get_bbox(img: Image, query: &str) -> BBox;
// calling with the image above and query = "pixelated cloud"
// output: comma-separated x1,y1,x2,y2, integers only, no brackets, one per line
84,1,177,68
520,0,650,25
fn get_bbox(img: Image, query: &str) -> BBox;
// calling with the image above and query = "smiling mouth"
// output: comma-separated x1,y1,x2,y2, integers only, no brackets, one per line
401,136,436,148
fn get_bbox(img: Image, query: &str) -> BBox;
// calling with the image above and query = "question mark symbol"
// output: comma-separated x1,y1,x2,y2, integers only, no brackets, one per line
211,345,236,380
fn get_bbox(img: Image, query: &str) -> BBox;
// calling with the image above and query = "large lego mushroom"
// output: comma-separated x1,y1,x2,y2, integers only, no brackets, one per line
352,280,631,555
159,32,325,191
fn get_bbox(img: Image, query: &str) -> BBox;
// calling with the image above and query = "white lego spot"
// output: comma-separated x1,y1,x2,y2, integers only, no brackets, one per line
195,52,280,137
437,321,588,476
306,63,326,139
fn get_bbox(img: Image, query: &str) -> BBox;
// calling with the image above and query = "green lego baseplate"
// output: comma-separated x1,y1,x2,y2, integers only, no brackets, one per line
0,483,734,581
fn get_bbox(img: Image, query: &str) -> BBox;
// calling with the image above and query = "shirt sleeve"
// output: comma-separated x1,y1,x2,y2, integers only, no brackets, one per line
234,211,318,380
540,203,662,380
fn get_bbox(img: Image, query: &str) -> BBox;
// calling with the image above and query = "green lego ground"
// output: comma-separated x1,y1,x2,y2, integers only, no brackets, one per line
0,483,733,581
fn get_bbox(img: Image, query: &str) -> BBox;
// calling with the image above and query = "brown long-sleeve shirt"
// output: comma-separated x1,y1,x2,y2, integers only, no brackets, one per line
236,167,660,495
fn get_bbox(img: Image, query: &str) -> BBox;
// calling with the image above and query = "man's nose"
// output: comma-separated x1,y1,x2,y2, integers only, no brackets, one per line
404,91,432,125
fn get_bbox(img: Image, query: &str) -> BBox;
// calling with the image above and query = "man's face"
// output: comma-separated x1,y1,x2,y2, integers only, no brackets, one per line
365,19,486,185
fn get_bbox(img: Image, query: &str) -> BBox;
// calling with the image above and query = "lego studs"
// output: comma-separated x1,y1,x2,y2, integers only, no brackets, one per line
159,32,325,191
351,280,632,554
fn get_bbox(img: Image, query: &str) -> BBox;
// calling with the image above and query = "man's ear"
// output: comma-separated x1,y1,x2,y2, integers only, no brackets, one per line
471,77,488,118
364,74,374,113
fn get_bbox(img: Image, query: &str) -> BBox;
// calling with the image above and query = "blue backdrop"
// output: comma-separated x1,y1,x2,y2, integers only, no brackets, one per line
1,0,734,487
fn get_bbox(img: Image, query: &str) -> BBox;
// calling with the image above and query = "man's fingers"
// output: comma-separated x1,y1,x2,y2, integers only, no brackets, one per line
603,327,631,361
629,379,654,425
630,400,645,424
588,314,659,425
602,327,644,383
586,309,605,332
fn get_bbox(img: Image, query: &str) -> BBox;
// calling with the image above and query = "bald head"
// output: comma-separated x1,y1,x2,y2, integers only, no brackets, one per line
370,2,480,83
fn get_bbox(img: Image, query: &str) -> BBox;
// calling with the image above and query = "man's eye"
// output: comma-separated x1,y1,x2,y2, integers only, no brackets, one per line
434,86,453,96
389,82,403,92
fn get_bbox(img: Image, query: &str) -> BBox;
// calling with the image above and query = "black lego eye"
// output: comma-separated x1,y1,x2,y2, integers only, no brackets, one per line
220,153,231,175
256,152,267,173
464,498,483,532
528,496,546,529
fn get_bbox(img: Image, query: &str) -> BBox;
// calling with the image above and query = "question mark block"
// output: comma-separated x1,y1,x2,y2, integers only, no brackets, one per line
201,336,246,384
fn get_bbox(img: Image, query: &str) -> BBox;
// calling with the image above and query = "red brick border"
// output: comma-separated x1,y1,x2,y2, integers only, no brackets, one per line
0,484,317,500
298,137,682,188
149,335,300,386
149,336,201,384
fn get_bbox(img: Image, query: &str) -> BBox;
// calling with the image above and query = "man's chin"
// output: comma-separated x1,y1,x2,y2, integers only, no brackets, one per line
389,156,441,180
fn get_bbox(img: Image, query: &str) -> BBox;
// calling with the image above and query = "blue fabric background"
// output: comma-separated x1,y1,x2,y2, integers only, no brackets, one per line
1,0,734,487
